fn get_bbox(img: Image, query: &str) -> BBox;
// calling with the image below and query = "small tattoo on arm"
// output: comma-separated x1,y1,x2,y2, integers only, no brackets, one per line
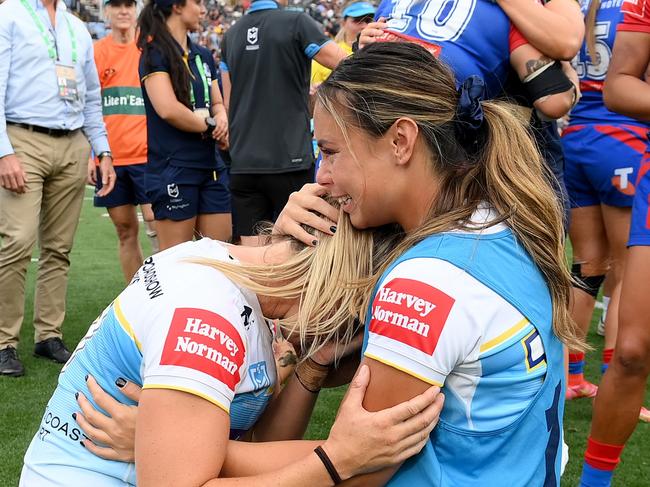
525,56,553,75
278,351,298,367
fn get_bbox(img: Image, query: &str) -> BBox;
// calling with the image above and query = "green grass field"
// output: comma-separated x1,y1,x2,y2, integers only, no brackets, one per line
0,187,649,486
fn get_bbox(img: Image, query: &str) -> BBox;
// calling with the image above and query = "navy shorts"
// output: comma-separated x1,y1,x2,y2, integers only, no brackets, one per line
94,164,149,208
629,156,650,247
230,167,314,237
145,164,231,221
562,124,647,209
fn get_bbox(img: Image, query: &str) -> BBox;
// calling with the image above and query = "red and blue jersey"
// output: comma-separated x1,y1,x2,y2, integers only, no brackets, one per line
570,0,649,127
620,0,650,32
618,0,650,245
374,0,526,98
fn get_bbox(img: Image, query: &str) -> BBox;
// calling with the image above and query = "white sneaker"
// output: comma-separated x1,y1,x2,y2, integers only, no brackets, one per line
597,314,606,336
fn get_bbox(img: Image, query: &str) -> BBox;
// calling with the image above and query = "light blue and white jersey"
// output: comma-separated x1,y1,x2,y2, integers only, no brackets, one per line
363,207,565,486
21,239,276,486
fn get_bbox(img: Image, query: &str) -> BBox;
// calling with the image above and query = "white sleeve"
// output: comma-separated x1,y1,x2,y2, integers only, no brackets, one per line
137,292,248,414
364,258,483,387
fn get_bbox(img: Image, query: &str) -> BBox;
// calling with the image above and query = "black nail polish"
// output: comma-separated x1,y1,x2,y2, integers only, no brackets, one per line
84,374,89,381
115,377,127,388
79,441,85,448
75,392,79,400
72,413,76,420
312,240,318,246
330,225,337,233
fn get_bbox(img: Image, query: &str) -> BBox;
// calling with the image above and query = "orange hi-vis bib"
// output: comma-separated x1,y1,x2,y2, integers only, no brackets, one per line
94,35,147,166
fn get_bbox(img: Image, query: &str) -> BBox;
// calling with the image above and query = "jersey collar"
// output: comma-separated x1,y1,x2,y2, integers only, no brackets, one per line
172,35,200,58
247,0,279,13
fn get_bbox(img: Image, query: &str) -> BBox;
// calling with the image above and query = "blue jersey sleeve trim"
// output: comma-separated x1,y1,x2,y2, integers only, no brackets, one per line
305,39,332,59
219,61,229,72
248,0,279,13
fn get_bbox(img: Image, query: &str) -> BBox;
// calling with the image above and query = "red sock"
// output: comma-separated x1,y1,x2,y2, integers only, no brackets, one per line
584,437,624,471
569,352,586,386
602,348,614,370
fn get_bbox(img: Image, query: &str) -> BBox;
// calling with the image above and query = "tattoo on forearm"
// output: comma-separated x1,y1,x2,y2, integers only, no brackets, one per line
278,351,298,367
525,56,553,75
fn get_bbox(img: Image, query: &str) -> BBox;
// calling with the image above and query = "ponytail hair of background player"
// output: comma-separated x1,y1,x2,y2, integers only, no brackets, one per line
316,42,584,351
137,0,193,109
196,206,404,362
585,0,601,62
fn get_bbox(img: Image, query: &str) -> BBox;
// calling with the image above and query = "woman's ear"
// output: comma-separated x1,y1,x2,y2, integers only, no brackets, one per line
390,118,419,166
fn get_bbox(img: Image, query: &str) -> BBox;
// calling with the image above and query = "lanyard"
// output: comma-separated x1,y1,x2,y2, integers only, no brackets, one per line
20,0,77,64
189,55,210,109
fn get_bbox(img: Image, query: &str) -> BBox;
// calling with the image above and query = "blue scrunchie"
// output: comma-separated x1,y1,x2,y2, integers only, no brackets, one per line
455,76,487,157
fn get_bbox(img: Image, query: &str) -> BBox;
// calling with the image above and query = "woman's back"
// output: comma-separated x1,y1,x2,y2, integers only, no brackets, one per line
21,239,276,486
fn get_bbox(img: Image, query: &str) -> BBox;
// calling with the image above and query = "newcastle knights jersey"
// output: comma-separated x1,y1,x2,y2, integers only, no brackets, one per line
619,0,650,246
363,207,565,486
21,239,276,486
374,0,527,98
569,0,649,127
620,0,650,31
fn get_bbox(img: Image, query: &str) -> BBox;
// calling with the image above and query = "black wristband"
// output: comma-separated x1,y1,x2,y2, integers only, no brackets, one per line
522,61,574,104
314,445,343,485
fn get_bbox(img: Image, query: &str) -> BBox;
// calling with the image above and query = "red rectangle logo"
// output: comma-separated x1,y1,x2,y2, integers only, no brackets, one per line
161,308,245,391
369,278,455,355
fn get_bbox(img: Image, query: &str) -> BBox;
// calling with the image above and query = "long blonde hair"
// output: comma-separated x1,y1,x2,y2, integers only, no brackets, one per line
585,0,601,62
197,209,404,360
316,42,584,350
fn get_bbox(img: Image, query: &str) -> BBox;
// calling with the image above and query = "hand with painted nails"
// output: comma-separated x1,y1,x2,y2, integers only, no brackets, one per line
273,183,339,246
322,365,444,480
74,375,141,462
358,17,388,50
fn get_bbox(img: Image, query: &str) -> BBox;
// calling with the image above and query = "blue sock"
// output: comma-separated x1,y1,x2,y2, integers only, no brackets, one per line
569,352,585,377
580,463,614,487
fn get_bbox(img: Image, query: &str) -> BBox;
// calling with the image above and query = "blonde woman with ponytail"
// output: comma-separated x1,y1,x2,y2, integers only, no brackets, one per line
20,210,444,486
277,41,582,486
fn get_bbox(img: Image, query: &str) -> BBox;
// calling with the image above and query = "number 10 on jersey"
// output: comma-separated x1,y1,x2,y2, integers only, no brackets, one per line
387,0,476,42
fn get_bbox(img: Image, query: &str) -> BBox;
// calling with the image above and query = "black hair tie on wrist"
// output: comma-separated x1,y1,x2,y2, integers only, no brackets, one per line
454,75,487,160
314,446,343,485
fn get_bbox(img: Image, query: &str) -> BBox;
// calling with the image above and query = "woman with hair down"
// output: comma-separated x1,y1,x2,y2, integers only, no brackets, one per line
20,204,443,486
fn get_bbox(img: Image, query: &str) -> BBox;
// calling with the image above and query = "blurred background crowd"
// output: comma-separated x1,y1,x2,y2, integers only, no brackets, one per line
78,0,347,59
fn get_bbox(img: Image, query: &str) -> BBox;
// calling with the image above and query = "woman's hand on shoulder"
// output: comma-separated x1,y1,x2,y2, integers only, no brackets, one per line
321,364,444,479
74,375,141,462
273,183,339,246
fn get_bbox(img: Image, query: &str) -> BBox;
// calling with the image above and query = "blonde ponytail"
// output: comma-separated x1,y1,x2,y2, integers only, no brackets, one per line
586,0,601,62
481,102,583,350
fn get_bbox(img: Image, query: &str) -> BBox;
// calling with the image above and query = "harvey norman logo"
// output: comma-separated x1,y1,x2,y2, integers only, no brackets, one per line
369,278,455,355
161,308,245,390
